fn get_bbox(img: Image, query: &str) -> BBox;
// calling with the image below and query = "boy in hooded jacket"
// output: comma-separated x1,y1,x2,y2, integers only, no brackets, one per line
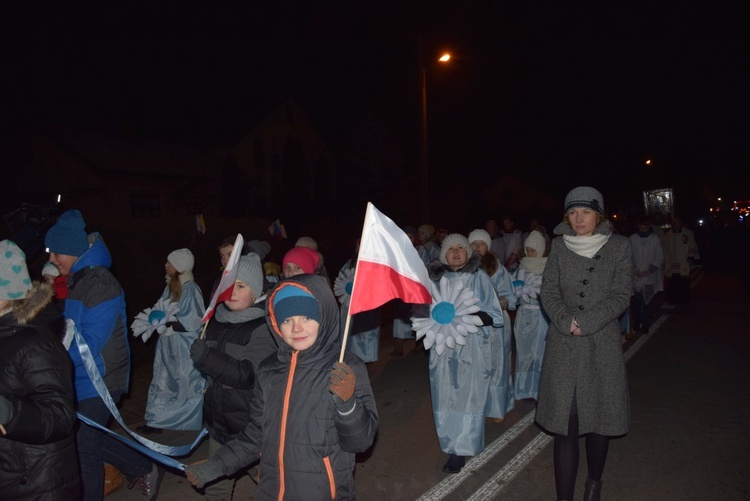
186,274,379,500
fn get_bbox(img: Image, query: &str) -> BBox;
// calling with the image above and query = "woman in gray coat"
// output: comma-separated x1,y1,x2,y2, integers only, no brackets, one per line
536,187,632,501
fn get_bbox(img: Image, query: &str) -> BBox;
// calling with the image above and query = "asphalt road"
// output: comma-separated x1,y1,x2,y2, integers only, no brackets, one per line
107,270,750,500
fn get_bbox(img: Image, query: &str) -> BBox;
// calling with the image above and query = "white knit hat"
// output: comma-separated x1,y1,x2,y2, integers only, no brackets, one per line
467,229,491,250
167,248,194,274
42,262,59,277
439,233,472,265
0,240,32,300
524,230,546,256
295,236,318,251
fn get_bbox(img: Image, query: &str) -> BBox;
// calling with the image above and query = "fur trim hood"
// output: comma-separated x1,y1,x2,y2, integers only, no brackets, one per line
428,253,482,281
8,281,54,325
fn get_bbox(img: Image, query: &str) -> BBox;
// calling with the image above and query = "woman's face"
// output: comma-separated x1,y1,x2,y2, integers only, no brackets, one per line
226,279,255,311
445,245,468,270
471,241,488,256
568,207,598,236
283,262,304,278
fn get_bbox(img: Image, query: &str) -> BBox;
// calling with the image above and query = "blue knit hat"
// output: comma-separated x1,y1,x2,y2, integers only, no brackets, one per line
272,285,320,324
45,210,90,257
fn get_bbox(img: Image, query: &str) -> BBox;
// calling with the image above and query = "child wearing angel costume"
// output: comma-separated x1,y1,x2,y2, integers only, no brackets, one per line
511,231,549,400
423,233,508,474
134,249,207,433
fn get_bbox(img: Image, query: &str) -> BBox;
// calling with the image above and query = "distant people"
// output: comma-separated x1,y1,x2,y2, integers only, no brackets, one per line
535,187,632,501
630,216,665,333
189,253,278,500
501,215,523,272
511,231,549,401
337,240,381,363
418,224,441,264
296,236,330,284
663,214,700,305
45,210,163,500
186,274,379,500
427,234,507,474
137,249,207,434
0,240,81,499
282,246,320,278
523,217,551,256
485,219,506,263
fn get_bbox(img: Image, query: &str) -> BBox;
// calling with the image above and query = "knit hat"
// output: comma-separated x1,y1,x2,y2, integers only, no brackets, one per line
439,233,472,265
246,240,271,260
418,224,435,238
564,186,605,214
282,247,319,274
44,209,90,257
295,236,318,251
236,253,264,298
167,248,194,274
524,230,546,256
42,262,59,277
0,240,32,300
272,285,321,324
468,229,491,250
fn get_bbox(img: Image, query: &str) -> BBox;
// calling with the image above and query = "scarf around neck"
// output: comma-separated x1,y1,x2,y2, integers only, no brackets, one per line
520,256,547,275
214,301,265,323
562,234,610,259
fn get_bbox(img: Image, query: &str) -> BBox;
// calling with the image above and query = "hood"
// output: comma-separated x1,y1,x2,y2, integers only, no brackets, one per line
71,235,112,273
427,253,482,281
266,274,340,364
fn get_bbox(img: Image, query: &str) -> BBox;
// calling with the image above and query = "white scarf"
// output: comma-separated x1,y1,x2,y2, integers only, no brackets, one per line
562,234,610,259
520,256,547,275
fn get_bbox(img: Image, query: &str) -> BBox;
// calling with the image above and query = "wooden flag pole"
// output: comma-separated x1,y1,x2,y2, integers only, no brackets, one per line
338,203,373,363
200,319,210,340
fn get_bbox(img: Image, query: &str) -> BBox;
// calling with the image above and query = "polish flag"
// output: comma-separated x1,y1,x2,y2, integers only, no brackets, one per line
202,233,244,323
348,203,432,315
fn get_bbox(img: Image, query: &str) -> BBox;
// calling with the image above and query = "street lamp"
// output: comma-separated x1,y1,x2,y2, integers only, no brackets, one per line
419,49,451,222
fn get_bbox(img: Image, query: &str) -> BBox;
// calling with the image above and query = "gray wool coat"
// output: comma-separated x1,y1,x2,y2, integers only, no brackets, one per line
535,222,632,436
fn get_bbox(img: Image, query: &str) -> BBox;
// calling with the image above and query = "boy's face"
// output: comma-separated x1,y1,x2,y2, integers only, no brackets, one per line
279,315,319,351
226,279,255,311
219,244,233,268
49,253,77,276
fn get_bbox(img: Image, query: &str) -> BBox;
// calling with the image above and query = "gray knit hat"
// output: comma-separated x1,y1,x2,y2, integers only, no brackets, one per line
236,253,264,298
167,248,194,274
564,186,605,214
439,233,472,265
0,240,32,300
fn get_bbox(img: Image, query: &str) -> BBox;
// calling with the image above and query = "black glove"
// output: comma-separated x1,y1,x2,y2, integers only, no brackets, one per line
165,320,187,332
0,395,14,424
185,459,224,489
474,311,494,326
190,338,210,365
329,362,356,414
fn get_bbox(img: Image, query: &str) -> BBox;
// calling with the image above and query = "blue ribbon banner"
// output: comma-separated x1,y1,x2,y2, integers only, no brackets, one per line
72,321,207,470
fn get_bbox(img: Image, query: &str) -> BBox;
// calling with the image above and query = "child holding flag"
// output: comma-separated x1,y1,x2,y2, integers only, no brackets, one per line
189,253,278,500
186,274,379,500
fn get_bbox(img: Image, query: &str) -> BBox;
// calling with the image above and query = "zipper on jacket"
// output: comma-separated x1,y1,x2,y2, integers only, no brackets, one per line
323,456,336,499
277,350,298,501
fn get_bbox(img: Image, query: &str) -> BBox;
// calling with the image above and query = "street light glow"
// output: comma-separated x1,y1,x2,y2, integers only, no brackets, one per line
645,159,651,165
438,53,451,62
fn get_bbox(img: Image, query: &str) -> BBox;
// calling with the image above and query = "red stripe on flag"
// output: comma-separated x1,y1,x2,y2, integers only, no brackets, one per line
348,260,431,315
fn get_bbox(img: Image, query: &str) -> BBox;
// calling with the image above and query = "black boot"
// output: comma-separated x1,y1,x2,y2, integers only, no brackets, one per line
441,454,465,474
584,478,602,501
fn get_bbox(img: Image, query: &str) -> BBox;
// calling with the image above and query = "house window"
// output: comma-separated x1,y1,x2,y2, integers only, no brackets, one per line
131,193,159,217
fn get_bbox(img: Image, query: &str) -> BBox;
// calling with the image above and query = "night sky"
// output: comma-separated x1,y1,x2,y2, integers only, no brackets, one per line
2,1,747,227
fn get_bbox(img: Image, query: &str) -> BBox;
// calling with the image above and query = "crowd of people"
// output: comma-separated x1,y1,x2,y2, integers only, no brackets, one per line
0,186,705,500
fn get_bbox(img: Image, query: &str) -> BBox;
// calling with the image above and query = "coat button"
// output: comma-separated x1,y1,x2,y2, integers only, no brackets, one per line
578,305,585,310
589,267,595,272
579,292,585,297
582,279,588,285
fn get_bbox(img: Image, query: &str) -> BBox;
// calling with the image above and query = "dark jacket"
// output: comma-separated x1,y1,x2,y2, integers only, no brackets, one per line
215,275,379,500
195,304,278,445
0,282,81,500
64,236,130,401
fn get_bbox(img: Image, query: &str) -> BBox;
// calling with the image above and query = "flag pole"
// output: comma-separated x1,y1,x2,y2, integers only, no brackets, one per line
338,203,373,362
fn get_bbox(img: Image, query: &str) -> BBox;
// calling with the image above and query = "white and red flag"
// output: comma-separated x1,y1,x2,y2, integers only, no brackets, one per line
202,233,244,323
348,203,432,315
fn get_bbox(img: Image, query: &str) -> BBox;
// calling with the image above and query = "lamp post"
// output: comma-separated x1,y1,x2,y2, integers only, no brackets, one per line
419,48,451,223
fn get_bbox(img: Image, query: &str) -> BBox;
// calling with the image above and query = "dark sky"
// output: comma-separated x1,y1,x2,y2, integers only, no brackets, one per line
2,1,747,223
